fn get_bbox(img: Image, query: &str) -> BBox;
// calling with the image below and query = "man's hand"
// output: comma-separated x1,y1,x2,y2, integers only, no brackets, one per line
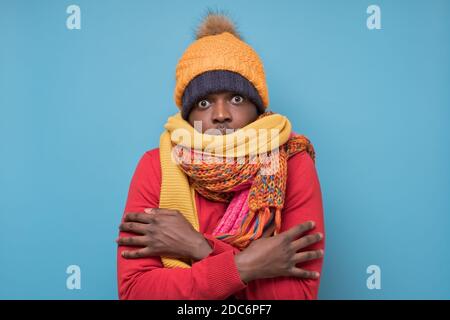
117,208,212,261
234,221,324,283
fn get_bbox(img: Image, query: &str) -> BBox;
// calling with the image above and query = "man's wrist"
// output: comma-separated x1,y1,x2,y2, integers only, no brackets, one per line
234,251,256,284
191,235,213,261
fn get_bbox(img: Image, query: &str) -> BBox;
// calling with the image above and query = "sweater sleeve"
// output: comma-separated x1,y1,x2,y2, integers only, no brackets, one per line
117,150,247,300
235,151,325,300
203,233,241,255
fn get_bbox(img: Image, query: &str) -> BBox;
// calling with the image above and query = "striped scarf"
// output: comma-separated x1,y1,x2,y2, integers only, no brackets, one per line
158,111,315,268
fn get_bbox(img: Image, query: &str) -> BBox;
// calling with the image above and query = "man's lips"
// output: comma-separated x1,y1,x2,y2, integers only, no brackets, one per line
213,126,234,135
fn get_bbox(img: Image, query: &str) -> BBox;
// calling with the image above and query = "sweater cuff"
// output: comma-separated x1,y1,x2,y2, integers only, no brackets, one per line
203,233,241,256
192,249,247,299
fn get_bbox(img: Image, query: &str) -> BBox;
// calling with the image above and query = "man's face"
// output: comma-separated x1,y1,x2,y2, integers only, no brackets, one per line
187,91,259,135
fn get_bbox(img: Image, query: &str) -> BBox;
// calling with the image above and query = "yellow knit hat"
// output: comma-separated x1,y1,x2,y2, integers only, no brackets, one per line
174,13,269,111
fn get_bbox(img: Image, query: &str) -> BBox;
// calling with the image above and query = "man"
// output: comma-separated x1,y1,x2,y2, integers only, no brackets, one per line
116,11,325,300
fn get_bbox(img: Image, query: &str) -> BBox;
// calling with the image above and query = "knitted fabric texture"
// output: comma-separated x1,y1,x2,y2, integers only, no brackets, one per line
158,111,315,269
174,32,269,111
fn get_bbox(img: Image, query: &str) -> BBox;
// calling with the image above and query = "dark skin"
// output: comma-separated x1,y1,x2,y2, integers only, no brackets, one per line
118,91,324,282
119,208,212,261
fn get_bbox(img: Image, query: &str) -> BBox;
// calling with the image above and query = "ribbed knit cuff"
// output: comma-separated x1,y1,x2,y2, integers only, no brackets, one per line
203,233,241,256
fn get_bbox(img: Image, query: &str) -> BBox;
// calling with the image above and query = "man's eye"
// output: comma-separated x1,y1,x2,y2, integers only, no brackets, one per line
231,95,244,104
197,100,211,108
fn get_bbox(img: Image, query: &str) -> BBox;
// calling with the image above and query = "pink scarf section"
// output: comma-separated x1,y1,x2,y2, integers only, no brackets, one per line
212,179,253,236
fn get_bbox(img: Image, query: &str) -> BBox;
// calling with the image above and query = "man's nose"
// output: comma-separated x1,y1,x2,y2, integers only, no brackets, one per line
211,99,232,124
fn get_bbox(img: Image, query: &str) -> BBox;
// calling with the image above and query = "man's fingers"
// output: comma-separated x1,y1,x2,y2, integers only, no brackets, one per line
291,233,323,251
124,212,153,223
119,222,148,235
121,247,153,259
290,268,320,279
116,236,148,247
283,221,316,241
146,208,178,215
293,249,324,264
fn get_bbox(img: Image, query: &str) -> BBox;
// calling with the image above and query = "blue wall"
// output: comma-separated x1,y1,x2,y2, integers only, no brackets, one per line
1,0,449,299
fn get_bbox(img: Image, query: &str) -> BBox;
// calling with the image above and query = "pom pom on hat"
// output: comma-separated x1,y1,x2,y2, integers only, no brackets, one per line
195,10,242,40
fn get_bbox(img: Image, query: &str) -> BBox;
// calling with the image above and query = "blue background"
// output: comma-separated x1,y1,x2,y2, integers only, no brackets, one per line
1,0,449,299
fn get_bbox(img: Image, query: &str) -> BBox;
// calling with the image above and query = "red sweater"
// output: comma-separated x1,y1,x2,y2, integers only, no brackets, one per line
117,148,325,300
